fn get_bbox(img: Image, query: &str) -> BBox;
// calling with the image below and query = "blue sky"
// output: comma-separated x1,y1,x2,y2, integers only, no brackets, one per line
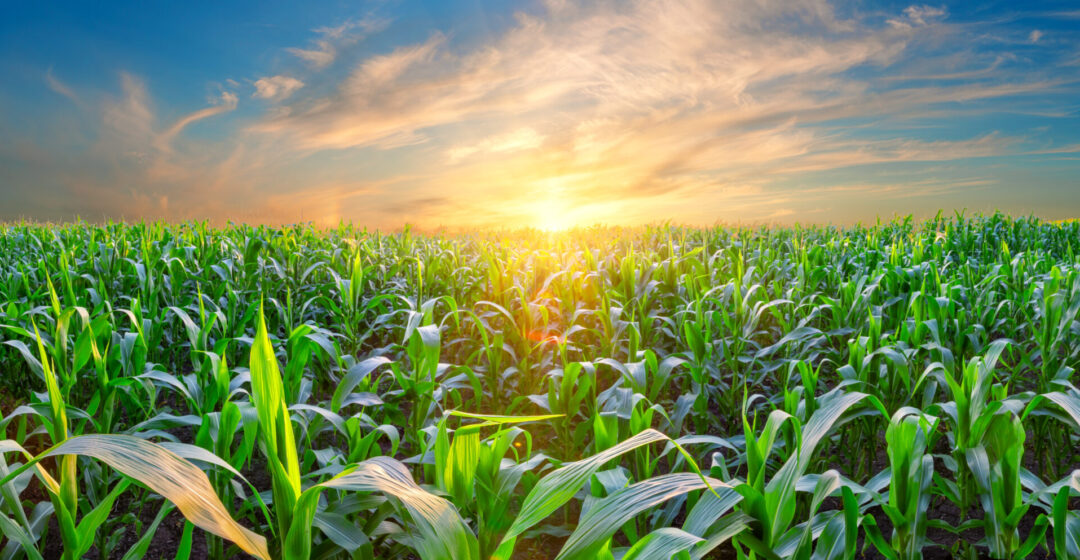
1,0,1078,228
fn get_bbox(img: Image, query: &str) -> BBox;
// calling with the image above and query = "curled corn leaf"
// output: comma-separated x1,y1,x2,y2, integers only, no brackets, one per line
37,435,270,560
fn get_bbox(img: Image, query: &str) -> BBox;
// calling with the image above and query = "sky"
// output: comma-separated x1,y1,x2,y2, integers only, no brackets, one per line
0,0,1078,229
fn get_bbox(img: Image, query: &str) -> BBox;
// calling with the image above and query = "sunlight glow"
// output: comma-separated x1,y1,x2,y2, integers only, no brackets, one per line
536,203,573,231
533,179,574,231
3,1,1077,226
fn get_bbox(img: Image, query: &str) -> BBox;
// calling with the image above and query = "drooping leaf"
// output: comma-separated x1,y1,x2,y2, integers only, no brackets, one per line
23,435,268,560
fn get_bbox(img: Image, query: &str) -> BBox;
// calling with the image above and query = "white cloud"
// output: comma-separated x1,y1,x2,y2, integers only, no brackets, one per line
1029,30,1043,43
255,0,911,156
315,15,389,39
887,5,947,29
102,72,154,153
253,75,305,100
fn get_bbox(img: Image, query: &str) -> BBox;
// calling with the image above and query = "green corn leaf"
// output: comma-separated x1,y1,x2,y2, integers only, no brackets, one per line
495,429,672,558
174,521,194,560
316,456,477,560
689,511,754,559
556,472,730,560
1011,514,1048,560
0,515,45,560
250,302,303,541
683,485,744,536
3,435,269,560
621,527,704,560
1052,486,1080,560
861,514,900,560
250,303,302,491
311,510,370,554
331,357,391,412
33,323,67,442
73,478,132,557
447,424,480,505
445,411,563,425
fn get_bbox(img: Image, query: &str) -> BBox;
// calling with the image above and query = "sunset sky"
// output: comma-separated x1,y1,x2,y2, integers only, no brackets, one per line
1,0,1078,229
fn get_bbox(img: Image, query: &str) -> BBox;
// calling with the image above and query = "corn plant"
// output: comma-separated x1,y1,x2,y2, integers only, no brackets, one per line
967,412,1049,558
862,408,939,560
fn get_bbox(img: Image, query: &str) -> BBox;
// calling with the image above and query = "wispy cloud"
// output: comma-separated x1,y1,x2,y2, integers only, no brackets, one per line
4,0,1079,227
156,90,238,152
44,68,79,104
887,5,948,29
446,128,544,163
287,15,390,69
288,41,336,69
242,0,1078,226
258,1,902,152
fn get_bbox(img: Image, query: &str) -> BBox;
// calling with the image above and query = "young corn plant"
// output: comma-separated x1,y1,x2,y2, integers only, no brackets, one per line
492,428,732,560
967,412,1048,558
431,411,559,557
862,408,940,560
529,361,595,459
732,390,884,559
3,215,1080,559
923,340,1018,521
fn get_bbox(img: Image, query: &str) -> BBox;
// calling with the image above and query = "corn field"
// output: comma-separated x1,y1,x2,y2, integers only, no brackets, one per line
1,213,1079,559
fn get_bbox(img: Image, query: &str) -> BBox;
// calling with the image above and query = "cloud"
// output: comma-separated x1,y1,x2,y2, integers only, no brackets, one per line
5,0,1078,227
138,0,1045,226
44,68,79,104
887,5,948,29
253,75,304,100
156,90,238,152
258,1,898,152
315,15,390,39
288,41,336,68
102,72,155,156
257,33,448,149
446,128,544,163
287,15,390,69
1029,29,1043,43
94,74,239,158
1,68,435,226
250,0,1042,226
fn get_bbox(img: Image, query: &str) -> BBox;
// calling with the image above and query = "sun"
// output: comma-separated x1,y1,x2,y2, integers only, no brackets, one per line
531,178,577,231
534,199,574,231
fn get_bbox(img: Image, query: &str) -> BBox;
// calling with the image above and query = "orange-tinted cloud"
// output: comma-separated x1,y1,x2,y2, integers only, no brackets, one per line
4,1,1079,227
